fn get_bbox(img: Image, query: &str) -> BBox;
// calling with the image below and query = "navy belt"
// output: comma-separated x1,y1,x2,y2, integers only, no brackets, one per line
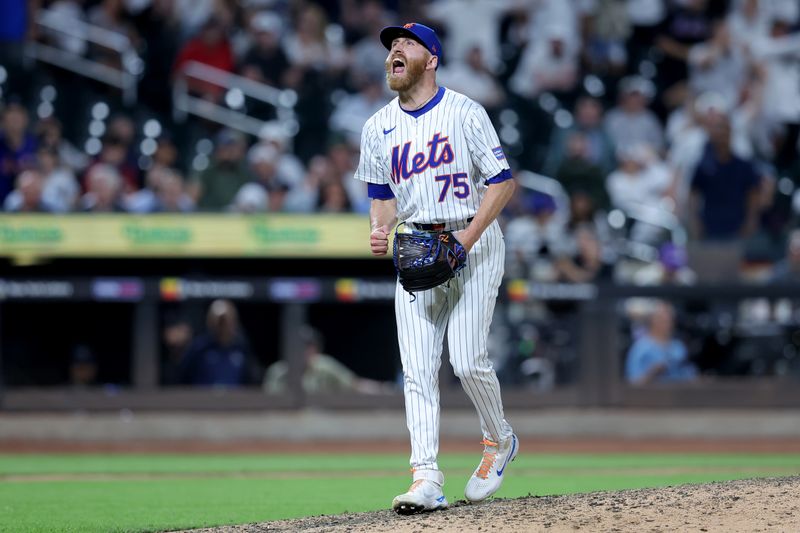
412,217,473,232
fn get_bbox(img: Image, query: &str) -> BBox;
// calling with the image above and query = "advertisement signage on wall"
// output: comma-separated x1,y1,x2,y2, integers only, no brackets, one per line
0,214,377,259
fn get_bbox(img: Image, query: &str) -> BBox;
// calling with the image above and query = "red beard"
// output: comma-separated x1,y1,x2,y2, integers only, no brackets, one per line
385,54,426,92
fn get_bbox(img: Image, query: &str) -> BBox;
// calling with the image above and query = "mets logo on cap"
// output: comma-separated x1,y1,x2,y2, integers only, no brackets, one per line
403,23,415,29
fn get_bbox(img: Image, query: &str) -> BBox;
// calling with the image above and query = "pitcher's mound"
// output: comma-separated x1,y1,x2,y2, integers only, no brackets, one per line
187,476,800,533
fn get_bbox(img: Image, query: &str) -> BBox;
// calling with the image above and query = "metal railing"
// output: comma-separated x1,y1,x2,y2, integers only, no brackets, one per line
173,61,299,140
516,169,686,264
25,8,142,105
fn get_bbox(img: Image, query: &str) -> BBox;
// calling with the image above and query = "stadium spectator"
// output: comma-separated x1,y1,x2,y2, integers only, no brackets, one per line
604,75,664,152
174,0,218,40
509,22,579,100
606,143,673,214
625,301,698,385
80,164,127,212
338,0,382,45
282,154,334,213
580,0,630,78
425,0,511,72
239,11,290,88
151,134,179,172
0,101,38,204
84,134,139,194
257,123,306,188
655,0,715,108
317,180,352,213
154,169,193,213
172,16,235,101
726,0,771,46
280,4,342,163
88,0,134,39
505,192,568,281
230,182,268,213
687,20,748,110
666,88,765,217
552,134,608,211
545,95,615,178
188,128,251,211
282,3,346,71
326,142,363,212
329,74,388,147
346,0,392,85
35,116,88,174
161,311,194,386
247,143,291,212
689,114,762,240
438,45,506,111
3,169,55,213
69,345,98,387
178,299,262,387
555,225,612,283
264,325,387,394
750,11,800,171
129,167,194,213
566,191,611,243
38,146,79,212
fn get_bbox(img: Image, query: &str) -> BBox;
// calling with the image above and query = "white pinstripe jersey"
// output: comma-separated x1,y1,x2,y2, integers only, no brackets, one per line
354,87,510,225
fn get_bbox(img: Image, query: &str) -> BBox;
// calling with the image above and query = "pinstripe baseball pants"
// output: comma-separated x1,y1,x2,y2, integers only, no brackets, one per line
395,220,513,475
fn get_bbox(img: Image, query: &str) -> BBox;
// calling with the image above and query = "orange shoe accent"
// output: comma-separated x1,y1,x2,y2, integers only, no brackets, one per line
409,479,424,491
476,439,499,479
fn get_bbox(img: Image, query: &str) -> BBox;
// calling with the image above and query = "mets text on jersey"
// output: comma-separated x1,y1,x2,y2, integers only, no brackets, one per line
390,133,454,183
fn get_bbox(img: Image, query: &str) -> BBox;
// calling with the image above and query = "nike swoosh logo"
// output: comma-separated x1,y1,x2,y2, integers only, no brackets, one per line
496,435,516,476
383,126,396,135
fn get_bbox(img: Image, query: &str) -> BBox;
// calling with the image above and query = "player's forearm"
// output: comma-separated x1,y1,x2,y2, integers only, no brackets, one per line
370,198,397,232
459,179,515,249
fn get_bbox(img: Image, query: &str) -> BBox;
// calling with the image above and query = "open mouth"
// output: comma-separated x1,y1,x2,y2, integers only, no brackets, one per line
391,58,406,75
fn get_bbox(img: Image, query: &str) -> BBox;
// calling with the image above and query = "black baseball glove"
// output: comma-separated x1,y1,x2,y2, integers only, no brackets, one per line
393,226,468,294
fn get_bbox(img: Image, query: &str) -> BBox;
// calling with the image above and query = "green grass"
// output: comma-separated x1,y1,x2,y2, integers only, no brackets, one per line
1,453,799,533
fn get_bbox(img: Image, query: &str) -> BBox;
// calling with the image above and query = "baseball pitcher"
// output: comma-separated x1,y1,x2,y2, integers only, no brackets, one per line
353,22,519,514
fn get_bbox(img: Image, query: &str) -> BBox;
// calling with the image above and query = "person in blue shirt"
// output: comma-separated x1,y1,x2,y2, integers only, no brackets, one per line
625,301,698,386
689,113,762,241
178,299,262,386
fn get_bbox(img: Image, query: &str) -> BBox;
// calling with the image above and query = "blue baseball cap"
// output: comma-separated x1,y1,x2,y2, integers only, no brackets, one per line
380,23,442,66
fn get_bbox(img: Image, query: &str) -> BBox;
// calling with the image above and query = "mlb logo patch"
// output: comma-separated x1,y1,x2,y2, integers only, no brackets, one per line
492,146,505,161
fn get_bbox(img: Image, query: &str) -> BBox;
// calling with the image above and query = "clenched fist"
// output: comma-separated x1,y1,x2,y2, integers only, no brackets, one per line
370,225,390,256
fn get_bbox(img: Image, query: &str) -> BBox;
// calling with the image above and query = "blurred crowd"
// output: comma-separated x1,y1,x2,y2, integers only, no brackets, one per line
0,0,797,283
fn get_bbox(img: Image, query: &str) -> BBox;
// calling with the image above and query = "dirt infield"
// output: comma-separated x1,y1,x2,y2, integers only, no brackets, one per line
183,476,800,533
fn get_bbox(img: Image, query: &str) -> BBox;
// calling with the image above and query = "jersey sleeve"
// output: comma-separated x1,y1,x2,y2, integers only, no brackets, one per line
464,102,512,184
353,119,389,185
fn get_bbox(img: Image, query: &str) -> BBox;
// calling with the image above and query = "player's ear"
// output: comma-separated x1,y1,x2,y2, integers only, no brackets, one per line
427,53,438,71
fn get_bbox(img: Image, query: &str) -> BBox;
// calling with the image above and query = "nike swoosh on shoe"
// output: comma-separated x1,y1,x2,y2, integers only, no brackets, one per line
496,436,517,476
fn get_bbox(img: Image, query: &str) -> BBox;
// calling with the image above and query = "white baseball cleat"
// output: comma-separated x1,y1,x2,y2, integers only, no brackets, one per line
392,479,449,515
464,433,519,502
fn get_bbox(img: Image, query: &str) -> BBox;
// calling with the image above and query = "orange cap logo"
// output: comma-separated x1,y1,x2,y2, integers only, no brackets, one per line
403,23,415,29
